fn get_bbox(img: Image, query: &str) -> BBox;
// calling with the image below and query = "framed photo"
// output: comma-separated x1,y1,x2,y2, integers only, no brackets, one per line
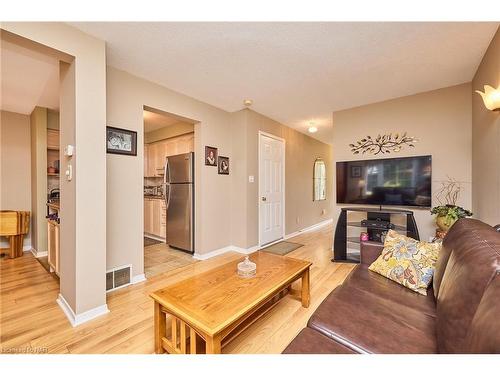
218,156,229,175
351,165,362,178
106,126,137,156
205,146,218,166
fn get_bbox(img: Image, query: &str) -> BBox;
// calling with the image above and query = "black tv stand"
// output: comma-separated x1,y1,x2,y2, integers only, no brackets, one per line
332,207,419,263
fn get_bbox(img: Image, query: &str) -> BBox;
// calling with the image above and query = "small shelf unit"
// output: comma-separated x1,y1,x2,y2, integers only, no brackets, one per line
333,207,420,263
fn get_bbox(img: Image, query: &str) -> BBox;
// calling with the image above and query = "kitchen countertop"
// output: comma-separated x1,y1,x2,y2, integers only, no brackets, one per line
144,195,165,200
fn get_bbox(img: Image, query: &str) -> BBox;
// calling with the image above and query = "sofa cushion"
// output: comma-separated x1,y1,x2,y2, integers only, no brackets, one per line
308,282,437,353
344,265,437,316
282,327,356,354
463,275,500,353
436,219,500,353
433,219,466,299
368,230,441,295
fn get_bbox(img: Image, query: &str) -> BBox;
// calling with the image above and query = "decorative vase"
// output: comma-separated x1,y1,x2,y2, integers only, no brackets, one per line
436,215,457,232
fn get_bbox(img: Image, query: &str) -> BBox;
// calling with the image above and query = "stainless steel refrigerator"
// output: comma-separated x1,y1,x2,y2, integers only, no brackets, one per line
164,152,194,253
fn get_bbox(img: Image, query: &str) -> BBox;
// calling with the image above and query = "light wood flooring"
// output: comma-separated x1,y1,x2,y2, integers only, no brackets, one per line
0,224,355,354
144,242,197,278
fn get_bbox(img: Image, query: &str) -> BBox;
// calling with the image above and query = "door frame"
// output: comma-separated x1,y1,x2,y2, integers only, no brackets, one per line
258,131,286,247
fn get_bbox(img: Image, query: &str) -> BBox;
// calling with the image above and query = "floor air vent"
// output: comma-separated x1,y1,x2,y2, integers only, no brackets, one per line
106,265,131,292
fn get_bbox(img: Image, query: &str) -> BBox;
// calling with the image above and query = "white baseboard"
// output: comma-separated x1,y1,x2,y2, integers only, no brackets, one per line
193,219,333,261
233,245,260,254
284,218,333,240
30,247,48,258
193,246,235,260
56,293,109,327
144,233,166,242
131,273,146,284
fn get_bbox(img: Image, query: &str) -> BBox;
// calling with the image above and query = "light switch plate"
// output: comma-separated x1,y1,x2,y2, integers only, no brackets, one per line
64,145,74,156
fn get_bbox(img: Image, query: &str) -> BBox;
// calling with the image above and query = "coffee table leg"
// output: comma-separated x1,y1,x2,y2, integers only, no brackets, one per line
205,334,221,354
301,268,310,308
154,301,165,353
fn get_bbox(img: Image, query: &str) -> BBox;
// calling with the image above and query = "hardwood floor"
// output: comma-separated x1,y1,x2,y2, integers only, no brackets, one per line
0,224,355,354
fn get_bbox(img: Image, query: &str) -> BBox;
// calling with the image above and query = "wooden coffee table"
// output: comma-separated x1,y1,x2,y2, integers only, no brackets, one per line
150,251,311,354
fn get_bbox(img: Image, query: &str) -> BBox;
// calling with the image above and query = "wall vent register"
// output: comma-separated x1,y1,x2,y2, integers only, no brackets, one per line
106,265,131,292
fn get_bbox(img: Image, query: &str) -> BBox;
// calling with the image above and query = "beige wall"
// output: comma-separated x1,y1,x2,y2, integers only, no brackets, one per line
247,110,333,246
2,23,108,316
332,83,472,242
472,27,500,226
144,121,194,143
106,68,333,275
0,110,32,248
106,66,233,275
231,109,334,248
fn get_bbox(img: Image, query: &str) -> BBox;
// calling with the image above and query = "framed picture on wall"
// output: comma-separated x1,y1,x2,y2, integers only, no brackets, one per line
218,156,229,175
106,126,137,156
205,146,218,166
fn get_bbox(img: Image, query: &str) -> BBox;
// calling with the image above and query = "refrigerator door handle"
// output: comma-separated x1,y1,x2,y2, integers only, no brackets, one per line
164,158,171,210
166,184,171,210
164,158,168,184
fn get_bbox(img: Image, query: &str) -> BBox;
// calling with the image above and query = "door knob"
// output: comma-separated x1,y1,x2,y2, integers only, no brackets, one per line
262,197,267,201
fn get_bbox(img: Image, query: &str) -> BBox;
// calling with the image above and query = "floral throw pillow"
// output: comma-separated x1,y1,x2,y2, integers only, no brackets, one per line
368,230,441,295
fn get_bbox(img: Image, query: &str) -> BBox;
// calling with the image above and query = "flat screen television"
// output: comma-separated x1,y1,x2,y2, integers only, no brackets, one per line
336,155,432,208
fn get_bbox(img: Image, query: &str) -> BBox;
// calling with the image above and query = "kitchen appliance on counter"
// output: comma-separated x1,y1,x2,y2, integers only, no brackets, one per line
164,152,194,253
47,188,60,202
144,185,164,197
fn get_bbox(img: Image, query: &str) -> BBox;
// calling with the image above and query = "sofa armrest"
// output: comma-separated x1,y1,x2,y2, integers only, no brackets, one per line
360,241,384,265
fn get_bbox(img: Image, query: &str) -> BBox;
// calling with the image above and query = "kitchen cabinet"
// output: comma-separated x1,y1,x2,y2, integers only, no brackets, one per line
144,132,194,177
144,198,153,233
47,129,59,150
144,143,149,176
144,198,166,239
47,219,60,275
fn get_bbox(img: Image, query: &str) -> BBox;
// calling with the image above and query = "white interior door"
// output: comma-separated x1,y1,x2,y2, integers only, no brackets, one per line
259,133,284,246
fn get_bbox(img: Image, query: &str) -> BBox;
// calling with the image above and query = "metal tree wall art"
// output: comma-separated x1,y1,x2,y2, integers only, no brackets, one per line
349,133,417,155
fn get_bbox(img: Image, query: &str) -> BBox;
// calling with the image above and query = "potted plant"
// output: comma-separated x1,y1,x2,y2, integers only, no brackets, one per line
431,177,472,233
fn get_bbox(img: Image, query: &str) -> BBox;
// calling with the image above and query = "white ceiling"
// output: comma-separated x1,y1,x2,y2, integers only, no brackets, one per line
1,39,59,115
143,109,189,133
71,22,498,144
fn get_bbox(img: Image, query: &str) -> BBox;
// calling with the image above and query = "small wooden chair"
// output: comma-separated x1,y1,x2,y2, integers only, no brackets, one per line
0,211,30,258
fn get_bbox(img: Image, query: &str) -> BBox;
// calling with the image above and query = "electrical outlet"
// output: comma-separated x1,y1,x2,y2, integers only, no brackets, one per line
296,217,300,224
322,209,326,215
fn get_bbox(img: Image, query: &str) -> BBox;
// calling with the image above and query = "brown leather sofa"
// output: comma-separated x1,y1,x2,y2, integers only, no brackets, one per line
283,219,500,354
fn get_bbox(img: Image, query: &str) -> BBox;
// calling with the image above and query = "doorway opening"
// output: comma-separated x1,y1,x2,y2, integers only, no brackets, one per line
258,131,286,247
0,33,63,282
142,106,198,278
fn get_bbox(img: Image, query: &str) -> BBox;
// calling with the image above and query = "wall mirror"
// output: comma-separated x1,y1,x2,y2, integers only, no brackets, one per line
313,158,327,201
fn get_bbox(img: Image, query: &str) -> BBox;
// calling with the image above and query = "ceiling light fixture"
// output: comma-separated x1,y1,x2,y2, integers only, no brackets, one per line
243,99,253,107
475,85,500,111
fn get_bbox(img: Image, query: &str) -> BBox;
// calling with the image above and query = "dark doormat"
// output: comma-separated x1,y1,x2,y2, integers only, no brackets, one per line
144,237,162,247
261,241,304,256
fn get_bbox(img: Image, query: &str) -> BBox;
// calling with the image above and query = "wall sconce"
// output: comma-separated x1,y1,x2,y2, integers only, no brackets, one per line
475,85,500,111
